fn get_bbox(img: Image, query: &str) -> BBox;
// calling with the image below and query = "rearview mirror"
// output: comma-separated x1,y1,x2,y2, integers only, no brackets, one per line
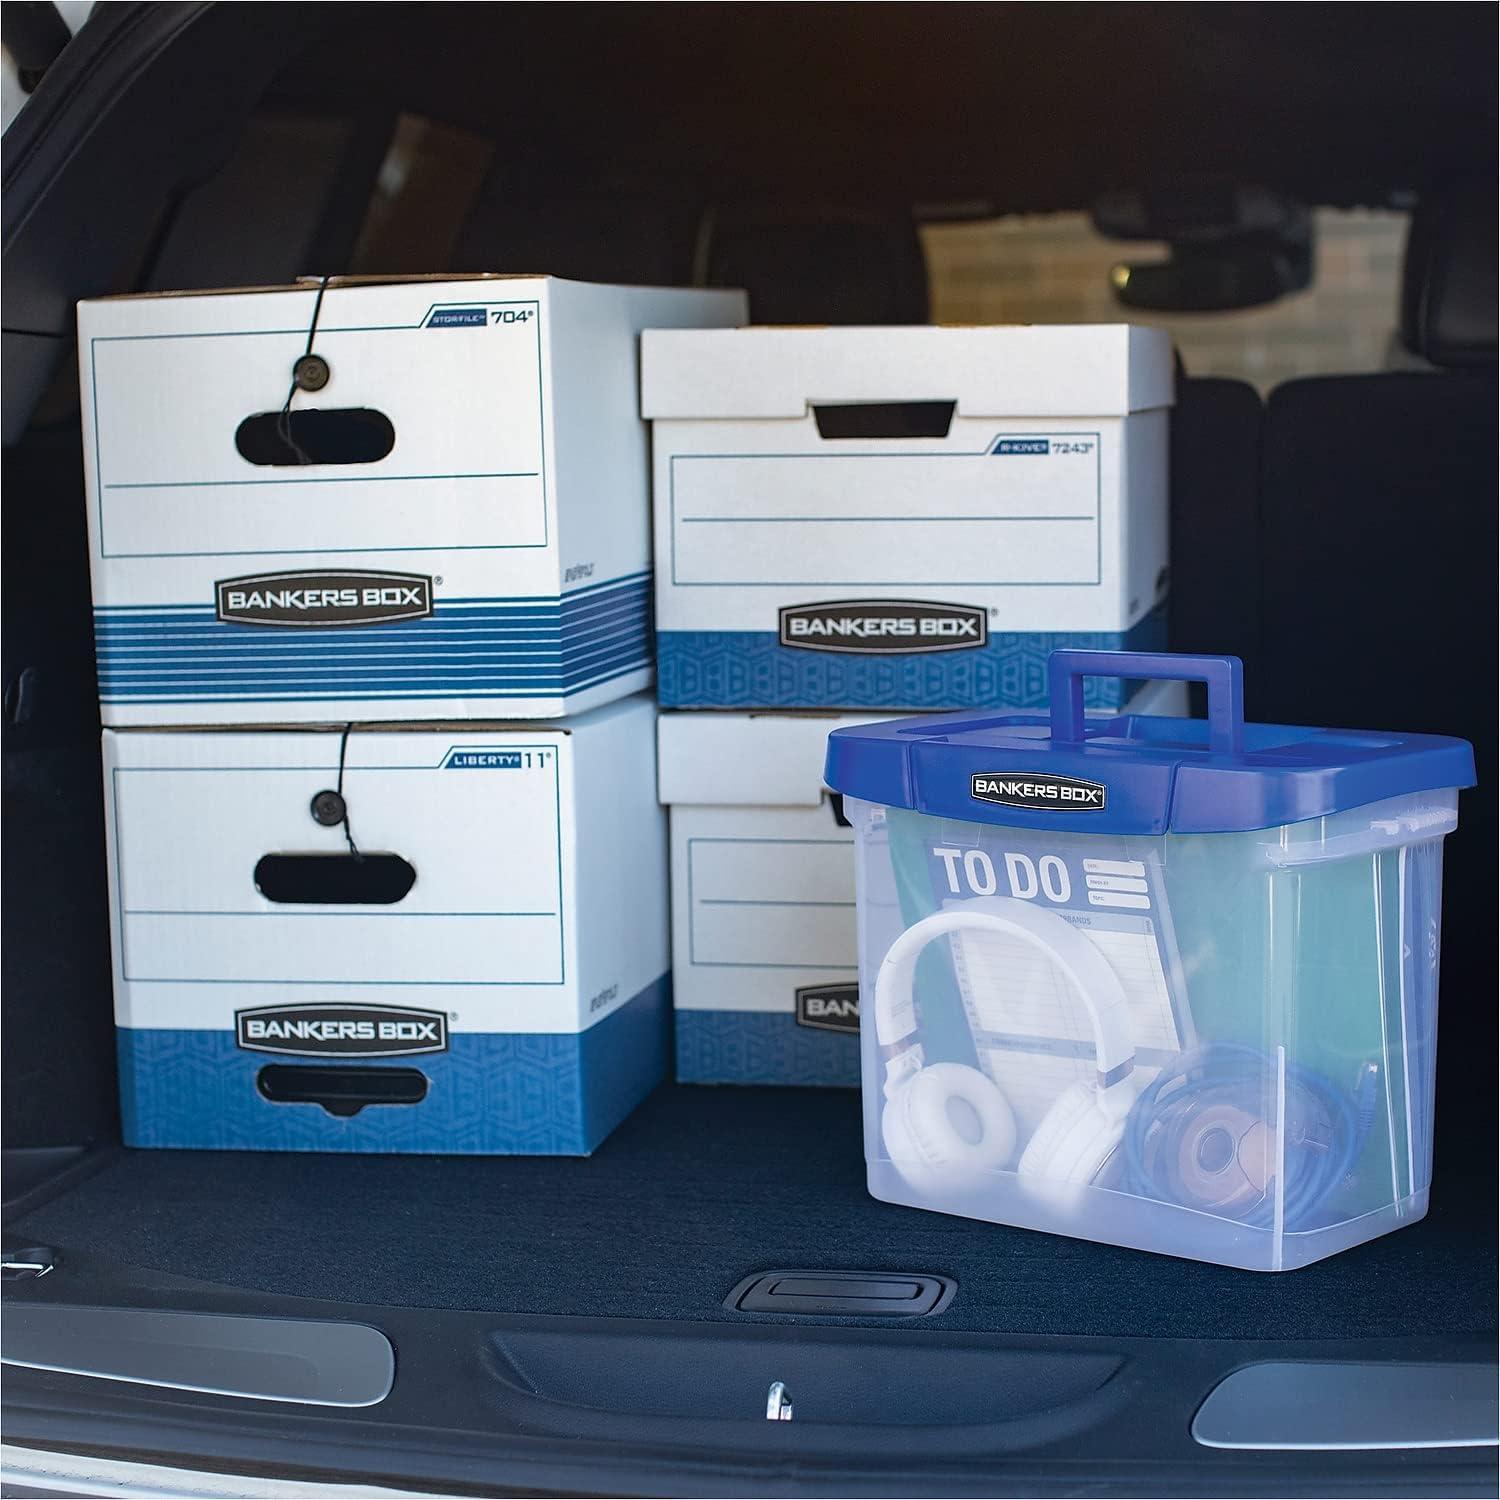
1093,181,1312,312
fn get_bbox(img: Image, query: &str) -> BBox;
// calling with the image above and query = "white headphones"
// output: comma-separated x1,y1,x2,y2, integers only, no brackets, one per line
872,897,1143,1194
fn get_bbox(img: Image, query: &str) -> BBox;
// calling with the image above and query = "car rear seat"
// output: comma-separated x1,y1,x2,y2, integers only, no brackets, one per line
1257,182,1497,1146
452,172,928,325
1168,374,1265,686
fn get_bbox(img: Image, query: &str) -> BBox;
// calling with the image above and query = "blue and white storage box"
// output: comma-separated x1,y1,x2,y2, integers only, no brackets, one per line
826,650,1475,1270
102,694,668,1152
642,325,1172,711
79,276,745,725
658,710,880,1088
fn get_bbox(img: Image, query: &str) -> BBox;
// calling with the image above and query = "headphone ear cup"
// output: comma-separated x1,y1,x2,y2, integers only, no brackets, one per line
1020,1080,1138,1185
1017,1080,1095,1178
1049,1098,1127,1184
882,1062,1018,1192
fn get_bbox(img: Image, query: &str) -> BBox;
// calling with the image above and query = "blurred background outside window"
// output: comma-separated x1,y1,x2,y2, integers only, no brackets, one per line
921,208,1408,393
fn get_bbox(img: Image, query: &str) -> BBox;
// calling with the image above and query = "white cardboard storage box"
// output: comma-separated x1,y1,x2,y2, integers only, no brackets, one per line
102,694,668,1153
658,679,1188,1086
642,324,1173,712
80,276,745,726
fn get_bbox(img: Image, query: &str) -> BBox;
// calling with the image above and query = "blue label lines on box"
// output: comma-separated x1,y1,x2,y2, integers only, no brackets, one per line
118,975,671,1153
94,571,651,705
658,606,1168,712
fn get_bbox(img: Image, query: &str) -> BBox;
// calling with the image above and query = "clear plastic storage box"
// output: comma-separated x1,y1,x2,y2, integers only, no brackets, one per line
824,651,1475,1271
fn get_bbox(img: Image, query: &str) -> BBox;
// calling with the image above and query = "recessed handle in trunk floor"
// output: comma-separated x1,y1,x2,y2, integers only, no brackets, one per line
727,1269,955,1317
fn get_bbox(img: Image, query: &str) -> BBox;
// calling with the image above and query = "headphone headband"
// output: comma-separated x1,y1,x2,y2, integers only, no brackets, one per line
873,898,1137,1085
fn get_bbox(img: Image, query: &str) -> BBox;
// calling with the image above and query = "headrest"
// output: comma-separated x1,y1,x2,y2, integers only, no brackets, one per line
1401,182,1498,368
705,211,928,325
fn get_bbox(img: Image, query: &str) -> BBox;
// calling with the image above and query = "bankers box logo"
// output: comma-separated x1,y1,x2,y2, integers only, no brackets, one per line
234,1003,449,1057
778,599,987,655
215,569,433,627
795,983,861,1034
970,772,1108,812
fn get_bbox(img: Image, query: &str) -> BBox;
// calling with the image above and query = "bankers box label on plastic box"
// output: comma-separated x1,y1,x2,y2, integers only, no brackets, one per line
78,275,744,725
970,771,1109,811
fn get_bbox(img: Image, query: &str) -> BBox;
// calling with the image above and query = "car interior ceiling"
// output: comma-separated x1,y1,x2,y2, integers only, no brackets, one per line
0,0,1496,1465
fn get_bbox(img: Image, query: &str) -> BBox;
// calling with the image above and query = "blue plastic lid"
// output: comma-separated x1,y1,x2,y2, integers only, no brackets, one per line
823,651,1476,836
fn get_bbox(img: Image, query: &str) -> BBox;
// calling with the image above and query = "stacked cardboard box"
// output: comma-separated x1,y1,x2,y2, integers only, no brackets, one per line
642,325,1179,1084
82,275,744,1152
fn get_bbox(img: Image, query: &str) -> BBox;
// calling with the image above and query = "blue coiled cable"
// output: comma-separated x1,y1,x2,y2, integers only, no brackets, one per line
1123,1043,1380,1230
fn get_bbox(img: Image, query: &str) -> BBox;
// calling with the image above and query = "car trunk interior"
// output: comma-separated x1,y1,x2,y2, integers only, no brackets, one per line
2,5,1496,1494
5,1085,1496,1345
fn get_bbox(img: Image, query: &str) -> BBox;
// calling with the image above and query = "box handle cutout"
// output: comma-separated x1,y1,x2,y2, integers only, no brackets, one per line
826,790,853,827
235,408,395,466
254,853,415,905
257,1065,428,1117
812,401,955,440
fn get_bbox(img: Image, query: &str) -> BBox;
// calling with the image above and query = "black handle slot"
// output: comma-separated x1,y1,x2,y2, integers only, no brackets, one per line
825,790,852,828
257,1065,428,1117
812,400,955,440
236,408,395,466
254,853,415,905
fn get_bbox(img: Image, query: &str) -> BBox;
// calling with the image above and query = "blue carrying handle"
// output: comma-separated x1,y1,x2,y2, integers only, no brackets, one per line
1048,650,1246,754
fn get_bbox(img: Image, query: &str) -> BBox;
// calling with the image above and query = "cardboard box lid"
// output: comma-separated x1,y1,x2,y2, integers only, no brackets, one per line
82,272,743,307
79,273,556,306
641,324,1174,421
657,711,905,807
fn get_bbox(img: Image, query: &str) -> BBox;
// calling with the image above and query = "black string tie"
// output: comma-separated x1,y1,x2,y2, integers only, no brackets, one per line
275,274,333,466
309,721,362,859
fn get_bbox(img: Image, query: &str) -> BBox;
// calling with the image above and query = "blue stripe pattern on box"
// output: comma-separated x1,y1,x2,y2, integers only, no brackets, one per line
117,974,670,1153
94,571,652,703
657,606,1167,710
675,1010,860,1087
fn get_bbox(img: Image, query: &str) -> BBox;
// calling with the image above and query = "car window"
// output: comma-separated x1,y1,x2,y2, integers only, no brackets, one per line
922,207,1410,393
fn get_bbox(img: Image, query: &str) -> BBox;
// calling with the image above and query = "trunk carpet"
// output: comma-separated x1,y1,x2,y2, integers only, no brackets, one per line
10,1084,1495,1341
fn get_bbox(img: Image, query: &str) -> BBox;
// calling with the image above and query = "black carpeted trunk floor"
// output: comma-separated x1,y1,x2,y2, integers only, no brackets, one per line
12,1085,1496,1341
